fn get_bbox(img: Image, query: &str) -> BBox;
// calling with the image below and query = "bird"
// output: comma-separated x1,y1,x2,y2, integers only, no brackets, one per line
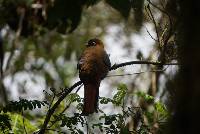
77,38,111,116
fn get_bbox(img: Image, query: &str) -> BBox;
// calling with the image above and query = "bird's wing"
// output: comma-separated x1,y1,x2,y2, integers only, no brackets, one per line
103,52,111,69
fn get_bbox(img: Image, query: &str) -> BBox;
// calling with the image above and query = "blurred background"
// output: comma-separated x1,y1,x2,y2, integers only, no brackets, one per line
0,0,190,133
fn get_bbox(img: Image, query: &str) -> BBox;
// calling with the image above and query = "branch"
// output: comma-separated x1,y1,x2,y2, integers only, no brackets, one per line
107,69,165,77
38,81,82,134
145,27,158,42
110,60,179,70
146,4,162,48
38,60,179,134
48,85,83,128
147,0,167,15
147,0,174,64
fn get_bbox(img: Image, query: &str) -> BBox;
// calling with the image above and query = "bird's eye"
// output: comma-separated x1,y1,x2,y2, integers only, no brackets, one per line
91,41,96,45
88,40,96,46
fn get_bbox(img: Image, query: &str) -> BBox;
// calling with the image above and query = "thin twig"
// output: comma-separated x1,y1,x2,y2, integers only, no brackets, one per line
76,84,83,93
86,119,89,134
48,92,55,109
146,4,161,48
147,0,167,14
145,27,158,42
160,0,166,9
22,110,27,134
147,0,173,46
107,69,164,77
147,0,174,64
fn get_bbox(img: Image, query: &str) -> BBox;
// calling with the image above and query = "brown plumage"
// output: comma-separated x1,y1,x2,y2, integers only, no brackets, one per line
78,38,111,115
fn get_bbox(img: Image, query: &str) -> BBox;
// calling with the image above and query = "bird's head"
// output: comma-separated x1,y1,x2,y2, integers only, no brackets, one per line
86,38,104,48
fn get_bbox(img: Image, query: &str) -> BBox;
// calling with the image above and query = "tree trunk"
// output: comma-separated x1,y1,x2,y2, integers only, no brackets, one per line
168,0,200,133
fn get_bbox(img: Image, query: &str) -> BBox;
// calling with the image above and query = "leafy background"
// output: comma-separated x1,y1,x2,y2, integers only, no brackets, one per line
0,0,192,133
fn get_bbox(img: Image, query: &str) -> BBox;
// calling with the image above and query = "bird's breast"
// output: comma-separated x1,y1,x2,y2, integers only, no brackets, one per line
79,47,109,82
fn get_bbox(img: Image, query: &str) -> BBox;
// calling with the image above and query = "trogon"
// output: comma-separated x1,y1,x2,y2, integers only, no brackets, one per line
78,38,111,115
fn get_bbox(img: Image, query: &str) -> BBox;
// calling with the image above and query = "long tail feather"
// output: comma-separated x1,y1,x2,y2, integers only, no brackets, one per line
82,83,99,115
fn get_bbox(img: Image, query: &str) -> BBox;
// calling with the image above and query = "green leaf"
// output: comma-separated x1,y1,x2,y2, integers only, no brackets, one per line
68,93,81,103
136,91,154,102
154,102,169,118
31,101,37,109
27,102,33,110
1,99,48,113
113,84,127,106
100,97,112,104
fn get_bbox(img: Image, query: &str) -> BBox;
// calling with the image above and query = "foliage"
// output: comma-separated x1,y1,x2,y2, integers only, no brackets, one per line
136,91,154,102
0,114,11,133
0,0,144,35
10,113,38,134
40,84,168,133
100,83,127,106
0,84,169,133
0,99,48,133
1,99,48,113
52,113,84,134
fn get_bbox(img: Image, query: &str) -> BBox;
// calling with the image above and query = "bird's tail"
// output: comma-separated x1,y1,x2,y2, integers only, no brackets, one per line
82,83,99,116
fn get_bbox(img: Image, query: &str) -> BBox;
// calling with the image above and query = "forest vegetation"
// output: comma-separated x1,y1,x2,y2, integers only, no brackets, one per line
0,0,200,133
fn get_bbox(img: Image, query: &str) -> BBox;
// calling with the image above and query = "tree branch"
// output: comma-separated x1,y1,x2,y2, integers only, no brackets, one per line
110,60,179,70
107,69,165,77
146,4,162,48
38,81,82,134
37,60,179,134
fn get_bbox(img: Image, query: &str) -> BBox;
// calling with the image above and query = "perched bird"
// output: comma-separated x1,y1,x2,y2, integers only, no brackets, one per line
78,38,111,115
